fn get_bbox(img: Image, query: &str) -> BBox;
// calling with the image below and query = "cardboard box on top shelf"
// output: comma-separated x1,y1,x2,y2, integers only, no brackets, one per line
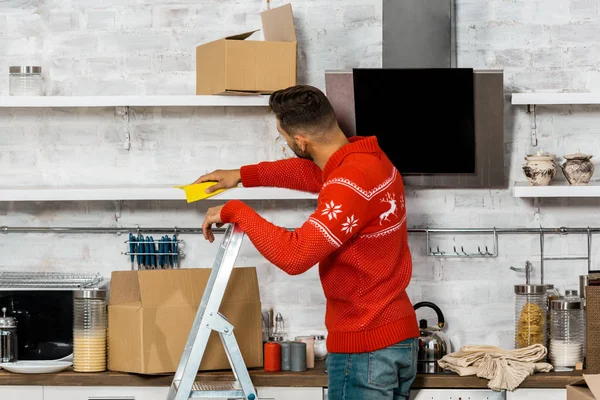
107,267,263,374
567,375,600,399
195,3,297,95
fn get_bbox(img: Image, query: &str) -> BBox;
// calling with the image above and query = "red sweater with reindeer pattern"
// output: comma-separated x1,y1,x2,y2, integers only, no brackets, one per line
220,136,420,353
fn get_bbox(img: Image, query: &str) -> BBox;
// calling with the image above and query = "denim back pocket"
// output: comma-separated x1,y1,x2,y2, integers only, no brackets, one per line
367,339,415,389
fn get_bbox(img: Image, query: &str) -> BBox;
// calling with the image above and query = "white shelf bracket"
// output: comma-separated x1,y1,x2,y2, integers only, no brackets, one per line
528,104,538,146
115,106,130,150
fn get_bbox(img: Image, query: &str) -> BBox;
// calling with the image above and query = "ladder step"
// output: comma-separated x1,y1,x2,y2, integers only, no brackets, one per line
173,379,245,399
192,380,241,391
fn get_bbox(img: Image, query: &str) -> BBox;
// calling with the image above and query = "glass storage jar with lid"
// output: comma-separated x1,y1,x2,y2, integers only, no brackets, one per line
550,297,584,367
9,66,43,96
545,284,561,347
73,289,107,372
514,284,548,349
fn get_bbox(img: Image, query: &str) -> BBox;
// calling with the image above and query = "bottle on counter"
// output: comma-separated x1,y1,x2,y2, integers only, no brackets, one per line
550,297,584,368
290,341,307,372
280,341,292,371
271,312,288,342
0,307,17,363
73,289,107,372
514,284,548,350
264,341,282,372
295,336,315,369
546,284,561,348
313,335,328,361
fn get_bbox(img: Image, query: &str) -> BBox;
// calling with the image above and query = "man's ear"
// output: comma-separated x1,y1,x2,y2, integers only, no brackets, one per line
294,134,308,151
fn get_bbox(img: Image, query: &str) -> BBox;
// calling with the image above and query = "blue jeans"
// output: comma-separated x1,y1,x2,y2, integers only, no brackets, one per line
326,338,418,400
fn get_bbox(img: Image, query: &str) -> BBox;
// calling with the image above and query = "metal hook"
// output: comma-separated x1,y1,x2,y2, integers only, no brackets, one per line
461,246,469,256
454,246,460,256
478,246,485,256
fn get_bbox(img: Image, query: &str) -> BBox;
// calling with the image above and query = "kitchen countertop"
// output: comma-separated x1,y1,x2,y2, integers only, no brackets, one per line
0,361,583,389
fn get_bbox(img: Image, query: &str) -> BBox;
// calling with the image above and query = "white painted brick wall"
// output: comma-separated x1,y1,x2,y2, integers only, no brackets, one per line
1,0,600,350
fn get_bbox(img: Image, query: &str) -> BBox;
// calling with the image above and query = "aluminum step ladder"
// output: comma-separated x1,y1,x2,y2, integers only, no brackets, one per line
167,223,258,400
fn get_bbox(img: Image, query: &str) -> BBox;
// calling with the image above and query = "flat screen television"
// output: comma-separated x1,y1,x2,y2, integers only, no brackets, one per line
352,68,476,175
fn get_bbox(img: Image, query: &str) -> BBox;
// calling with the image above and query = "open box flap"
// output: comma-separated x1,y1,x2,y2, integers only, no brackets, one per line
585,374,600,399
261,3,297,42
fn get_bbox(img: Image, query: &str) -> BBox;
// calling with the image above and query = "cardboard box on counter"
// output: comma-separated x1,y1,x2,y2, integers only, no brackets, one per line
195,3,297,95
567,375,600,399
107,267,263,374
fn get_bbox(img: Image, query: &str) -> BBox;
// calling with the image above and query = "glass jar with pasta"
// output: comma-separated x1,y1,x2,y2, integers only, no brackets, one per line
514,284,548,350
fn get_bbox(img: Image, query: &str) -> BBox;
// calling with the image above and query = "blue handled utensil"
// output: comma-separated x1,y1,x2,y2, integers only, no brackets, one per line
149,236,156,269
158,237,165,269
138,234,144,269
173,234,179,268
145,236,152,270
129,233,136,270
166,236,173,269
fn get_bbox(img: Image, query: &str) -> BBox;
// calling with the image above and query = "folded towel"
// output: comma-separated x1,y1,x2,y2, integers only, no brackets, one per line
437,344,553,391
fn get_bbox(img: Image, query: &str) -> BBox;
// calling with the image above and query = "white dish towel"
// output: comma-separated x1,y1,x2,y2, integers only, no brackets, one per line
437,344,553,391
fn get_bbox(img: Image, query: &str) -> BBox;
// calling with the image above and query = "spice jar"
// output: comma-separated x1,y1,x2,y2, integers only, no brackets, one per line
73,289,107,372
264,341,281,372
290,341,307,372
295,336,315,368
313,335,328,360
550,298,584,367
514,284,547,349
0,307,17,363
9,66,43,96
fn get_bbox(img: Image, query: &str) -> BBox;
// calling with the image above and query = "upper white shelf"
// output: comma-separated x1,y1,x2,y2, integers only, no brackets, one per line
513,181,600,197
0,95,270,108
511,93,600,105
0,186,318,202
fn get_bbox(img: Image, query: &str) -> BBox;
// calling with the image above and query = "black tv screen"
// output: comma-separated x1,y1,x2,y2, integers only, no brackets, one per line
352,68,476,174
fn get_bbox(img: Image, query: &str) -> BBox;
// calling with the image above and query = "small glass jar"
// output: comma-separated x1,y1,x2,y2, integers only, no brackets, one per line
0,307,18,363
9,66,43,96
550,298,584,367
313,334,328,360
73,289,107,372
514,284,547,349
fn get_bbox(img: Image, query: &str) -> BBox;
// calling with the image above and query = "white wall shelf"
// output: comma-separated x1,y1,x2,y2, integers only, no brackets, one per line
511,92,600,105
0,95,270,108
0,186,318,202
513,181,600,197
511,92,600,147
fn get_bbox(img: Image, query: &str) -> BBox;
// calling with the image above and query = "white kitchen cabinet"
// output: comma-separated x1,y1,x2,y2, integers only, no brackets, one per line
0,386,43,400
43,386,169,400
505,388,566,400
410,389,506,399
257,386,324,400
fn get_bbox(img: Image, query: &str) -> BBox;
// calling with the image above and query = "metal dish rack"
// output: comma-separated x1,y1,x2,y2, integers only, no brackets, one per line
0,271,104,290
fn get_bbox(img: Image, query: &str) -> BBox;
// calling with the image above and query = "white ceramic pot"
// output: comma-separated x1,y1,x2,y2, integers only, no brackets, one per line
523,153,556,186
561,152,594,185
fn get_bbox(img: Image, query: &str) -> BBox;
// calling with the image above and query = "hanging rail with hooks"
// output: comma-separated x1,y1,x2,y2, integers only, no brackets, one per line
1,225,598,273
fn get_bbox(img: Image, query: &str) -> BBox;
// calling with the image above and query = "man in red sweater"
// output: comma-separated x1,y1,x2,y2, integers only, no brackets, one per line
196,85,420,399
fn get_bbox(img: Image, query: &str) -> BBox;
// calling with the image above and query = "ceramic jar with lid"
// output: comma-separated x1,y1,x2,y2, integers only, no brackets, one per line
523,150,556,186
561,151,594,185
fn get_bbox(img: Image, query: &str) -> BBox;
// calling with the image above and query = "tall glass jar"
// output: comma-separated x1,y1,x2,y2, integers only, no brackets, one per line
514,284,547,349
550,298,584,367
9,66,43,96
545,284,560,347
73,289,107,372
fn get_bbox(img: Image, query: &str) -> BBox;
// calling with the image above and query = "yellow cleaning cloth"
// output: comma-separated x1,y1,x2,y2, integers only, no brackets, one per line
175,182,227,203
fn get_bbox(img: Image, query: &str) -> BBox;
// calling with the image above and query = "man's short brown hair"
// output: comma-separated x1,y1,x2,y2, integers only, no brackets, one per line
269,85,337,138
